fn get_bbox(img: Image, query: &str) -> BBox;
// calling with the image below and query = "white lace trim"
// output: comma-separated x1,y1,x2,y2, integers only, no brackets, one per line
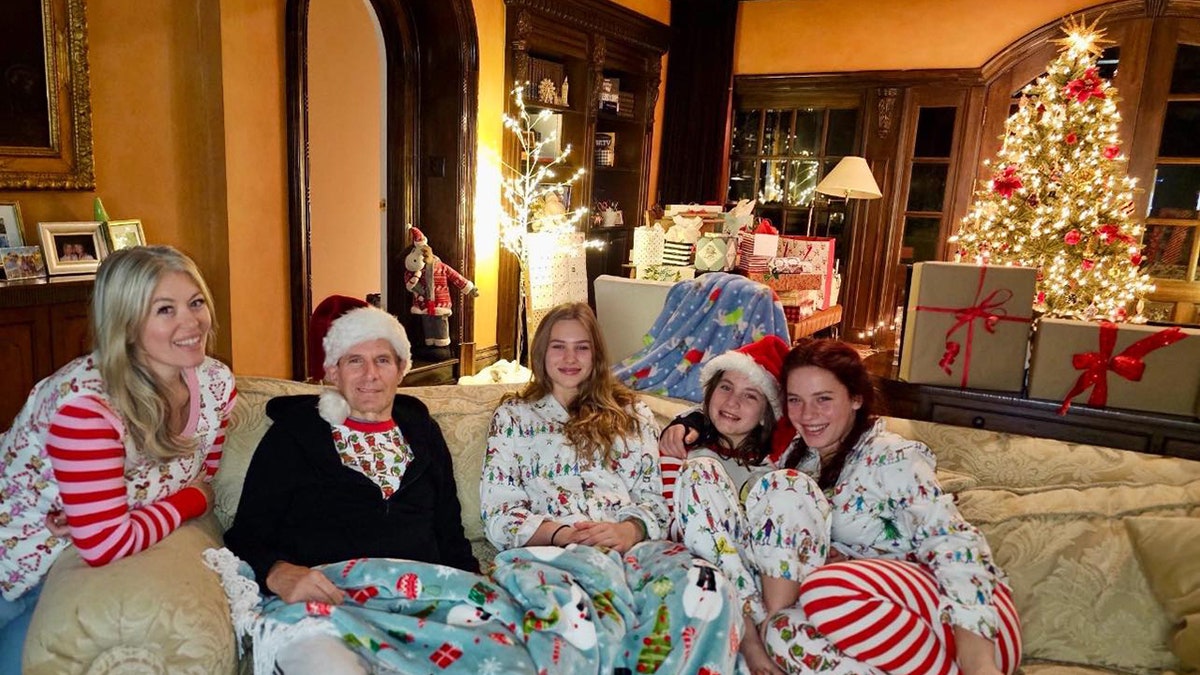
202,547,339,675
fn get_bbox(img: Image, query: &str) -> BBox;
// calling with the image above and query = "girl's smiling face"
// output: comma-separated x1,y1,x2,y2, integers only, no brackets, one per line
786,365,861,461
544,318,593,405
706,370,768,447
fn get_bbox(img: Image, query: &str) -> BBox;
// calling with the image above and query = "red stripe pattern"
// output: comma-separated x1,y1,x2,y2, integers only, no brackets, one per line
46,396,225,567
797,559,1021,675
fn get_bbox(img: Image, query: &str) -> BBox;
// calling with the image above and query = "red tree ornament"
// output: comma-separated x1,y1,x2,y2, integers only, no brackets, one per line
991,165,1023,198
1064,230,1082,245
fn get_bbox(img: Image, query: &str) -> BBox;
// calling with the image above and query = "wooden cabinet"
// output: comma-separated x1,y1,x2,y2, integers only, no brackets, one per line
878,377,1200,461
0,278,93,430
496,0,668,359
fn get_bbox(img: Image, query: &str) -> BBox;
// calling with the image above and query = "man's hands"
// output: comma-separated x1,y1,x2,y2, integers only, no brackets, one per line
658,424,699,459
266,561,346,605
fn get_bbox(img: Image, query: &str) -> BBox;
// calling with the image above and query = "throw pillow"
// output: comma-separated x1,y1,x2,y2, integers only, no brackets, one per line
1125,516,1200,671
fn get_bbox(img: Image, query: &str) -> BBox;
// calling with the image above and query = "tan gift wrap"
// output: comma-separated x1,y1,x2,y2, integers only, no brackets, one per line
899,262,1036,392
744,271,824,294
1028,318,1200,416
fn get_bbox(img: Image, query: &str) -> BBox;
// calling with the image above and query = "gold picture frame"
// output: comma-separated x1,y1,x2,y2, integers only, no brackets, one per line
38,221,107,275
104,219,146,251
0,201,26,248
0,0,96,190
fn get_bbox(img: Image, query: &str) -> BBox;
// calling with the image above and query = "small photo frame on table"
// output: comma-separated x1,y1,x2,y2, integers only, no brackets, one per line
0,202,26,249
0,247,47,281
104,219,146,251
38,221,109,276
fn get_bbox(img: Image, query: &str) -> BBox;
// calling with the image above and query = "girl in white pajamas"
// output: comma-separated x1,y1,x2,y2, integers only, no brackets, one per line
759,339,1022,675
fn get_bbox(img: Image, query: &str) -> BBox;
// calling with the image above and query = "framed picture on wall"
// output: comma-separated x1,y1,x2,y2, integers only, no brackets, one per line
38,221,108,275
104,219,146,251
0,202,25,249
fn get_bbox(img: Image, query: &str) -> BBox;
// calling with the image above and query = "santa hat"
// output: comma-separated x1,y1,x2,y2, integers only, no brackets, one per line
410,227,427,246
699,335,789,417
308,295,369,377
314,305,412,426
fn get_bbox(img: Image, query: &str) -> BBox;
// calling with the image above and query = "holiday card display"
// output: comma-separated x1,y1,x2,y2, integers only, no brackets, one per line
1028,318,1200,417
951,18,1152,323
899,262,1037,392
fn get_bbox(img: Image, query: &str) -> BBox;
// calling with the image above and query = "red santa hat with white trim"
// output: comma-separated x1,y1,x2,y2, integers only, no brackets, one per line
698,334,789,417
309,299,412,425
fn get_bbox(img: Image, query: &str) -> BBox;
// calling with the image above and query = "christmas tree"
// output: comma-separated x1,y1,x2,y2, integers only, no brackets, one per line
950,17,1154,322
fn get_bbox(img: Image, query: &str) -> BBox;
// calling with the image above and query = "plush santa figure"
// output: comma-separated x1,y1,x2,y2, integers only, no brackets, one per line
403,227,479,348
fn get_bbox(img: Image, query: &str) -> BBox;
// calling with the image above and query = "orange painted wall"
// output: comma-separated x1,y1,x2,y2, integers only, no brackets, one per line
735,0,1109,74
0,2,234,362
308,0,384,307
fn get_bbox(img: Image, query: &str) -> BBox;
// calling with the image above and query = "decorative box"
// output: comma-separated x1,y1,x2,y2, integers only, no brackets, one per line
661,241,694,266
778,290,817,322
776,236,835,310
694,233,735,272
636,265,695,282
1028,318,1200,416
744,271,824,294
631,225,665,267
898,262,1037,392
735,232,778,273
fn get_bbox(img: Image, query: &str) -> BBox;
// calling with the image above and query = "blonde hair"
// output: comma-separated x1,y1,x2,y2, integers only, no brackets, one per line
92,246,217,460
510,302,641,467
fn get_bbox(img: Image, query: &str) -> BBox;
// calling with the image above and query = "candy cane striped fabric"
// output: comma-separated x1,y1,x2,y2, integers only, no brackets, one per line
799,559,1021,675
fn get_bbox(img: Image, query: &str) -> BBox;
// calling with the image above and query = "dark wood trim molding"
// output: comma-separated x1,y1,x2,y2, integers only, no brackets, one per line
284,0,311,380
504,0,670,53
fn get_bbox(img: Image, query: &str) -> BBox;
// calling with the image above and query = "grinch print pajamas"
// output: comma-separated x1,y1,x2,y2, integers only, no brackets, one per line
762,420,1022,675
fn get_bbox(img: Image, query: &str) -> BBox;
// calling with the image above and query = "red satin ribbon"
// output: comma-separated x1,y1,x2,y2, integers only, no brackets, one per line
1058,321,1187,415
915,266,1032,388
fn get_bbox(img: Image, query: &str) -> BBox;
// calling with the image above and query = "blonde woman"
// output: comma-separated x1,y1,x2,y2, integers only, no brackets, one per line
0,246,236,674
481,302,741,674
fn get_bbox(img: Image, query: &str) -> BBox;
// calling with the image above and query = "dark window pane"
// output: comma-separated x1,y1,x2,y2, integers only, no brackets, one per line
727,160,756,202
732,109,761,155
793,109,822,156
1158,102,1200,157
1149,164,1200,218
901,217,942,264
906,163,949,212
826,109,859,156
763,109,791,155
1142,224,1196,281
1097,46,1120,81
757,205,784,232
758,159,786,204
1170,44,1200,94
1141,300,1175,323
787,160,819,206
914,107,956,158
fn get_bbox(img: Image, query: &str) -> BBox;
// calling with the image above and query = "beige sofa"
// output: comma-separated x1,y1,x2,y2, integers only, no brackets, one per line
22,376,1200,674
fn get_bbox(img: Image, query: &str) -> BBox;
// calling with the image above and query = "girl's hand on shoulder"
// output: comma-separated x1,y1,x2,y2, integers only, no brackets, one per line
45,510,69,537
573,520,643,553
659,424,697,459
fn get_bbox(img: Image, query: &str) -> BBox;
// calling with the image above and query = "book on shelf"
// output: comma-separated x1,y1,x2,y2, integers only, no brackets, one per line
599,77,620,113
594,132,616,167
617,92,635,118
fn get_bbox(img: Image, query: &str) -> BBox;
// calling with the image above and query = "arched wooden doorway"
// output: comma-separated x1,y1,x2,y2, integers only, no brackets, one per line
285,0,479,381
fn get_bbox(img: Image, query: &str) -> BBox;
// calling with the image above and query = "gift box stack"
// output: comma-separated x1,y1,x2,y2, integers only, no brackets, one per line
898,260,1200,417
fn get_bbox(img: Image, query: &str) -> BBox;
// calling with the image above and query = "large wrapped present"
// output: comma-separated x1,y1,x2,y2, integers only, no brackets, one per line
631,224,665,267
663,215,703,266
899,262,1036,391
664,203,722,217
735,220,780,273
524,232,588,337
744,271,825,294
1028,318,1200,416
776,236,835,308
636,265,695,282
694,233,735,272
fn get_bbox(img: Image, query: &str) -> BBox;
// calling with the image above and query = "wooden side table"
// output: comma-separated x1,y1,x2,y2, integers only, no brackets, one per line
789,304,842,342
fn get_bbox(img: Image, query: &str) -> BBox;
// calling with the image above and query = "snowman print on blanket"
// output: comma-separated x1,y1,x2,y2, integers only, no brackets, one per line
682,562,726,621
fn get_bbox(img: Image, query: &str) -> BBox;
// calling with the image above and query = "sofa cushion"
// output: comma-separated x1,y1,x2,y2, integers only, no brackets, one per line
884,417,1200,491
1126,516,1200,670
957,480,1200,674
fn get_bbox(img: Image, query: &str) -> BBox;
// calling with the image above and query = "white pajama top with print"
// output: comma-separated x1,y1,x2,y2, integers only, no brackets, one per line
480,395,668,551
793,419,1005,637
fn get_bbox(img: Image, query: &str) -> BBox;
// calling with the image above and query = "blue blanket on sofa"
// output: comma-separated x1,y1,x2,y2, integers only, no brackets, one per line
612,273,789,403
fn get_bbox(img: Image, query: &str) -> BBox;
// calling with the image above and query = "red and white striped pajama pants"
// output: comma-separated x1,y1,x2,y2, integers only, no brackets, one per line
764,558,1022,675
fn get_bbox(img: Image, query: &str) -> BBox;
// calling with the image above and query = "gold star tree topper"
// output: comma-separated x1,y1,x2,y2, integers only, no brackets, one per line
1053,15,1114,58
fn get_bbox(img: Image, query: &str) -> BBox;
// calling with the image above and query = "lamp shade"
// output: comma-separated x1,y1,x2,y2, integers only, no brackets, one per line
816,156,882,200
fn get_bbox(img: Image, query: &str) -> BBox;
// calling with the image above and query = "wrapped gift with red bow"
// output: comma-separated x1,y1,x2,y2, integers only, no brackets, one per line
776,236,836,309
1028,318,1200,416
899,262,1036,392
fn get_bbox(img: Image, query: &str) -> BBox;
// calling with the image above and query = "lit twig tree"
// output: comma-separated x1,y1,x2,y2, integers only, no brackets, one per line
950,17,1154,322
499,83,587,355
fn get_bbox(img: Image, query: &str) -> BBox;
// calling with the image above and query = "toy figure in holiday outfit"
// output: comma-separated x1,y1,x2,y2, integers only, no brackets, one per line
657,335,822,675
0,246,235,674
757,339,1022,675
402,227,478,349
481,302,742,674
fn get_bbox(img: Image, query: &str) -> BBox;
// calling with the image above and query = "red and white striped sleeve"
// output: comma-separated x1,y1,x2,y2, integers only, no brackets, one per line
46,396,208,567
202,386,237,479
659,457,682,519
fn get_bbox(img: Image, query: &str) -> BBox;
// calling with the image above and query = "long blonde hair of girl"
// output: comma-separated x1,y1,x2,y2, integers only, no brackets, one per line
92,246,217,460
510,302,641,467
